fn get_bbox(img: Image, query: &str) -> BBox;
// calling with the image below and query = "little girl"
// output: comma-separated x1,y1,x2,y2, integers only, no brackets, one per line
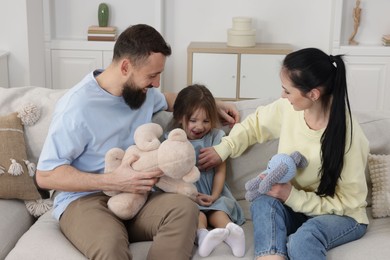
168,84,245,257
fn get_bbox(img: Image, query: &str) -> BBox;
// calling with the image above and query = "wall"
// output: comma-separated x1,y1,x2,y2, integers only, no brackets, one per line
0,0,45,87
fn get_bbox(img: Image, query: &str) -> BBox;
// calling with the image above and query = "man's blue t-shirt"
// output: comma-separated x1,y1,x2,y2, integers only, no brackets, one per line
37,70,167,220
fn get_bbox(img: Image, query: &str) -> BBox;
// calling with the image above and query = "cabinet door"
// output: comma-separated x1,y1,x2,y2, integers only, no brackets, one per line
51,50,103,89
240,54,285,99
344,56,390,111
192,53,237,99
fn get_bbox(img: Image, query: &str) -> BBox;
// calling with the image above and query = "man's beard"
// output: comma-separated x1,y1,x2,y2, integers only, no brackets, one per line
122,81,150,109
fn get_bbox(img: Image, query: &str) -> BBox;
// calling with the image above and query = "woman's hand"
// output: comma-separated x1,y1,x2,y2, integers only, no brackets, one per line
198,147,222,171
267,182,292,202
216,100,240,128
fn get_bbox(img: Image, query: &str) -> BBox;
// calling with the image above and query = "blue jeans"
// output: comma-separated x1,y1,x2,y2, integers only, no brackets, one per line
251,195,367,260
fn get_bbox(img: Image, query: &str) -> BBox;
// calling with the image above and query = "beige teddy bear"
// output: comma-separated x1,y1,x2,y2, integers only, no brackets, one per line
104,123,200,220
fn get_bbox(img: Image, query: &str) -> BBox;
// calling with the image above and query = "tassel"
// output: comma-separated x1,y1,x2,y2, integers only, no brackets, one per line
23,160,36,177
25,198,53,218
0,165,5,175
8,159,24,176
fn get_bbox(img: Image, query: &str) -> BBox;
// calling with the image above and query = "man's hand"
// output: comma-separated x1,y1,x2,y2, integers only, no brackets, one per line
198,147,222,171
216,100,240,128
110,155,163,194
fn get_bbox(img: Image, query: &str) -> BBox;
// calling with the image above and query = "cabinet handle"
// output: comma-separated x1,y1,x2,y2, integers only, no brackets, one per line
242,75,246,78
232,75,236,78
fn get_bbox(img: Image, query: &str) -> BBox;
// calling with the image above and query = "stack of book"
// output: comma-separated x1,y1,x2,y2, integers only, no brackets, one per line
382,34,390,46
87,26,117,41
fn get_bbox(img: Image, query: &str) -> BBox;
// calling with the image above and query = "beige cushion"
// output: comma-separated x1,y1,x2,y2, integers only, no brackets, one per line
0,112,41,200
367,154,390,218
0,199,35,260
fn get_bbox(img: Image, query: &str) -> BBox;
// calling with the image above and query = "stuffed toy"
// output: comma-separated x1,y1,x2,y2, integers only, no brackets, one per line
104,123,200,220
244,151,308,202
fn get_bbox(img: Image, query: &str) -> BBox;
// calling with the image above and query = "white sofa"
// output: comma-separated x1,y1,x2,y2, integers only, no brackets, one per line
1,86,390,260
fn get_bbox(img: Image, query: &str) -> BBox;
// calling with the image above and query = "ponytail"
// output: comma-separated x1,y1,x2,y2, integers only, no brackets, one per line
317,54,352,197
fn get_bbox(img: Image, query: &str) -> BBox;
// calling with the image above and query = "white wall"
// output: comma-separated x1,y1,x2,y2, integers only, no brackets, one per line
0,0,45,87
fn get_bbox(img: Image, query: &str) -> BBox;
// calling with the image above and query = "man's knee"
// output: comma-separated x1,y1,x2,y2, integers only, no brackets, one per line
166,193,199,221
88,237,132,260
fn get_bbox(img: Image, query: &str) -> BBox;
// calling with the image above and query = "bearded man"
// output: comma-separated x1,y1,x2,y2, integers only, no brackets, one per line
36,24,239,260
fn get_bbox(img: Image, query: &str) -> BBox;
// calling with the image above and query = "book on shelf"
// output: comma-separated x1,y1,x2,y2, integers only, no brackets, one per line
88,35,117,41
87,25,117,41
88,25,117,32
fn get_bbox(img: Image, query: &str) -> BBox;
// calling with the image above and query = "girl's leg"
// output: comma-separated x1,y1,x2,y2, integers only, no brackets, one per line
197,211,229,257
251,195,307,259
287,215,367,260
198,211,208,229
208,211,246,257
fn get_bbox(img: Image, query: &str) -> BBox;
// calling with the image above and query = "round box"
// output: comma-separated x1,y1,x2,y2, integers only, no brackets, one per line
232,17,252,31
227,29,256,47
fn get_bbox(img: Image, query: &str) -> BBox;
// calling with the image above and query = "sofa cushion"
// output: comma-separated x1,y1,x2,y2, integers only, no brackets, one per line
327,208,390,260
0,112,41,200
0,199,35,260
5,209,86,260
354,110,390,207
367,153,390,218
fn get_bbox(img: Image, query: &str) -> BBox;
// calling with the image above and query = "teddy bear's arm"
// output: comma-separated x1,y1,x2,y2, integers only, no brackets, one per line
258,163,289,194
245,175,263,191
245,189,262,202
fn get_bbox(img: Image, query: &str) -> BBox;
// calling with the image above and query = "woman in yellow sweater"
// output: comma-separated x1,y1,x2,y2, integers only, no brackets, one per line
198,48,369,260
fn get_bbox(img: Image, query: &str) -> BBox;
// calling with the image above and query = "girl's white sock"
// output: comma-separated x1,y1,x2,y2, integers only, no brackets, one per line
197,228,229,257
225,222,246,257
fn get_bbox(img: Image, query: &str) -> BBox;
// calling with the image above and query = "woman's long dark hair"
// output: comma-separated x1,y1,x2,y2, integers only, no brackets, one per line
283,48,352,197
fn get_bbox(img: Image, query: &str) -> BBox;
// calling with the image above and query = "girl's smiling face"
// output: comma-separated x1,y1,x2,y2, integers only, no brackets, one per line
182,108,212,140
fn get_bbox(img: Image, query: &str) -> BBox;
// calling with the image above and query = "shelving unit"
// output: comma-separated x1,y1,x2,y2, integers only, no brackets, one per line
42,0,164,89
332,0,390,111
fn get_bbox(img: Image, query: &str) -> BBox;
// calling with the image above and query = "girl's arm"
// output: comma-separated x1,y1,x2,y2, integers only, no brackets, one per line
210,161,227,202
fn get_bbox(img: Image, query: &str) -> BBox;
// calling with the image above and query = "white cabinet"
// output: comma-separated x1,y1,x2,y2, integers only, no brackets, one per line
192,53,237,99
240,54,285,99
51,50,101,89
0,51,9,88
343,55,390,111
47,41,114,89
188,42,292,100
50,49,113,89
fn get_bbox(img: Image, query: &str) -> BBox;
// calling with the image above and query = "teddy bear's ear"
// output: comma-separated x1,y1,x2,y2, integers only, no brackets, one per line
167,128,187,142
134,123,163,151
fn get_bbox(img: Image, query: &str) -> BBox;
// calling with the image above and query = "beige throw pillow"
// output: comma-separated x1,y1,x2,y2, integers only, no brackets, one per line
0,112,41,200
367,153,390,218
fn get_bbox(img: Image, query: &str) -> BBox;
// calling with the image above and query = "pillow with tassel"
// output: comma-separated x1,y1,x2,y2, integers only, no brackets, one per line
0,104,52,217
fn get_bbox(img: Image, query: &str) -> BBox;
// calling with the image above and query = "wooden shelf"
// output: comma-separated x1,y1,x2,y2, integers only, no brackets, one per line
188,42,293,55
